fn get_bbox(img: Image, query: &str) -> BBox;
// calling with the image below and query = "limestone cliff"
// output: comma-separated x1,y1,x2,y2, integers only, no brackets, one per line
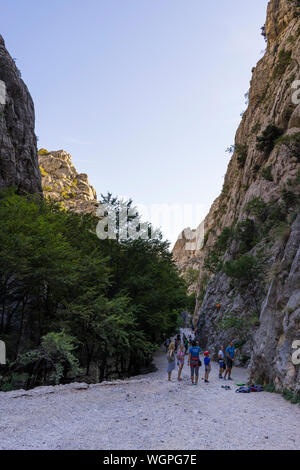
173,0,300,392
39,149,99,214
0,35,41,194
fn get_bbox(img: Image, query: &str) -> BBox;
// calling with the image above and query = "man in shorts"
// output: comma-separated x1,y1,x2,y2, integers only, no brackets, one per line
188,340,201,385
224,341,235,381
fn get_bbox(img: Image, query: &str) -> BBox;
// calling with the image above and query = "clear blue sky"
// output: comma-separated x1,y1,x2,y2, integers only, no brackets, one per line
1,0,268,246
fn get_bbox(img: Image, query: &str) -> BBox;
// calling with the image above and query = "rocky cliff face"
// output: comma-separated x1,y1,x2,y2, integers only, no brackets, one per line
39,150,99,214
0,35,41,194
173,0,300,392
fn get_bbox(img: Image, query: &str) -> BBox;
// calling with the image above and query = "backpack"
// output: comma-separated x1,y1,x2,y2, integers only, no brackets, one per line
236,386,251,393
251,385,264,392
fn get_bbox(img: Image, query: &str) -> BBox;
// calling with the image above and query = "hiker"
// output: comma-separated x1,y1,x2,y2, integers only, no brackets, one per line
188,340,201,385
224,341,235,381
218,346,226,379
183,336,189,354
175,337,180,352
176,343,185,381
204,351,211,383
164,338,170,353
167,342,176,381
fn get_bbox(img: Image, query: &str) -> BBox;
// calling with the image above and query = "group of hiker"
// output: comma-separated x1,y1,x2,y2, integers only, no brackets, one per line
166,335,235,385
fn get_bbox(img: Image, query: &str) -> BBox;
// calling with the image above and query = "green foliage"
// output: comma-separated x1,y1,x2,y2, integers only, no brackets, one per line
234,219,257,253
273,49,292,78
281,188,298,208
0,190,189,388
38,148,49,156
235,144,248,168
184,268,200,287
251,122,261,135
275,132,300,162
39,166,48,177
204,227,233,273
222,254,263,282
256,125,283,155
261,165,273,181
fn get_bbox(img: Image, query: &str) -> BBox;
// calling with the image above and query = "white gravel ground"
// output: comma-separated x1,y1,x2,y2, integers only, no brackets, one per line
0,339,300,450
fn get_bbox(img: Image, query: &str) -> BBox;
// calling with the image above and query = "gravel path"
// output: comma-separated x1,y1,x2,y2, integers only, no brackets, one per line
0,336,300,450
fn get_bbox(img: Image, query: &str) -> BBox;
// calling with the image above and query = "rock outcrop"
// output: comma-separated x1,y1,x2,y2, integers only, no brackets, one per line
39,149,99,214
0,35,41,194
173,0,300,392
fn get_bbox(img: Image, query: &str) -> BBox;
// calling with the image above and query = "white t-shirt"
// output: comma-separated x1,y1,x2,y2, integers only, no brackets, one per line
218,350,224,359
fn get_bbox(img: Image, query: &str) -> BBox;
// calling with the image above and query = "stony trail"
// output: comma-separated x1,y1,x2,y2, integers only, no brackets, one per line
0,341,300,450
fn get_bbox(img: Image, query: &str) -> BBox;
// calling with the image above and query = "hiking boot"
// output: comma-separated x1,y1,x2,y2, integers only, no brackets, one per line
219,374,223,379
205,379,209,383
228,377,233,381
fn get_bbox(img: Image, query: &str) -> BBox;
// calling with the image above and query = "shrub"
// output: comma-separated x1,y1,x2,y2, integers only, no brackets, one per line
204,227,233,273
246,197,268,221
273,49,292,78
256,125,283,155
184,268,200,287
235,219,257,252
261,165,273,181
236,144,248,168
281,188,298,208
39,166,48,177
251,122,261,135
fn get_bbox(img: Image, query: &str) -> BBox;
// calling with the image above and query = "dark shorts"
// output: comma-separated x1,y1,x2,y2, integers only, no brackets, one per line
219,360,226,370
226,358,233,369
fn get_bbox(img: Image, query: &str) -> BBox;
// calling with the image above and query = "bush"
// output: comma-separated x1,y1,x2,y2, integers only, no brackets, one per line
235,219,257,252
261,165,273,181
275,133,300,162
38,148,49,156
223,254,262,282
246,197,268,222
204,227,233,273
281,188,298,208
256,125,283,155
236,144,248,168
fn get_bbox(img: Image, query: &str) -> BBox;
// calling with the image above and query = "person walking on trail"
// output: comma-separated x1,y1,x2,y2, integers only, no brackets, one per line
167,342,176,381
204,351,211,383
176,343,185,382
164,338,170,353
218,346,226,379
188,340,201,385
224,341,235,381
183,336,189,354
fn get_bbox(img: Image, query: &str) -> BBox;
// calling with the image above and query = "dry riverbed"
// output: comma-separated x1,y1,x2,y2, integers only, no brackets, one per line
0,347,299,450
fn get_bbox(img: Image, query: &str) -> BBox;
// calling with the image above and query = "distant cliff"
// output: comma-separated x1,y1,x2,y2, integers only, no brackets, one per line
173,0,300,392
0,35,41,194
39,149,99,214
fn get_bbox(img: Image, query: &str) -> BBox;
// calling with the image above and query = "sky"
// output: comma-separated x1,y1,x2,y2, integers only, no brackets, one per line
1,0,269,247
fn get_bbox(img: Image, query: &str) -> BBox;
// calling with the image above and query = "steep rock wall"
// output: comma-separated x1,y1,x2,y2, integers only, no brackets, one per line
0,35,41,194
173,0,300,391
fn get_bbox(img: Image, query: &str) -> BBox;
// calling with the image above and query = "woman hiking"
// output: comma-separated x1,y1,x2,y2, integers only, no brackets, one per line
176,343,185,381
167,342,176,381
